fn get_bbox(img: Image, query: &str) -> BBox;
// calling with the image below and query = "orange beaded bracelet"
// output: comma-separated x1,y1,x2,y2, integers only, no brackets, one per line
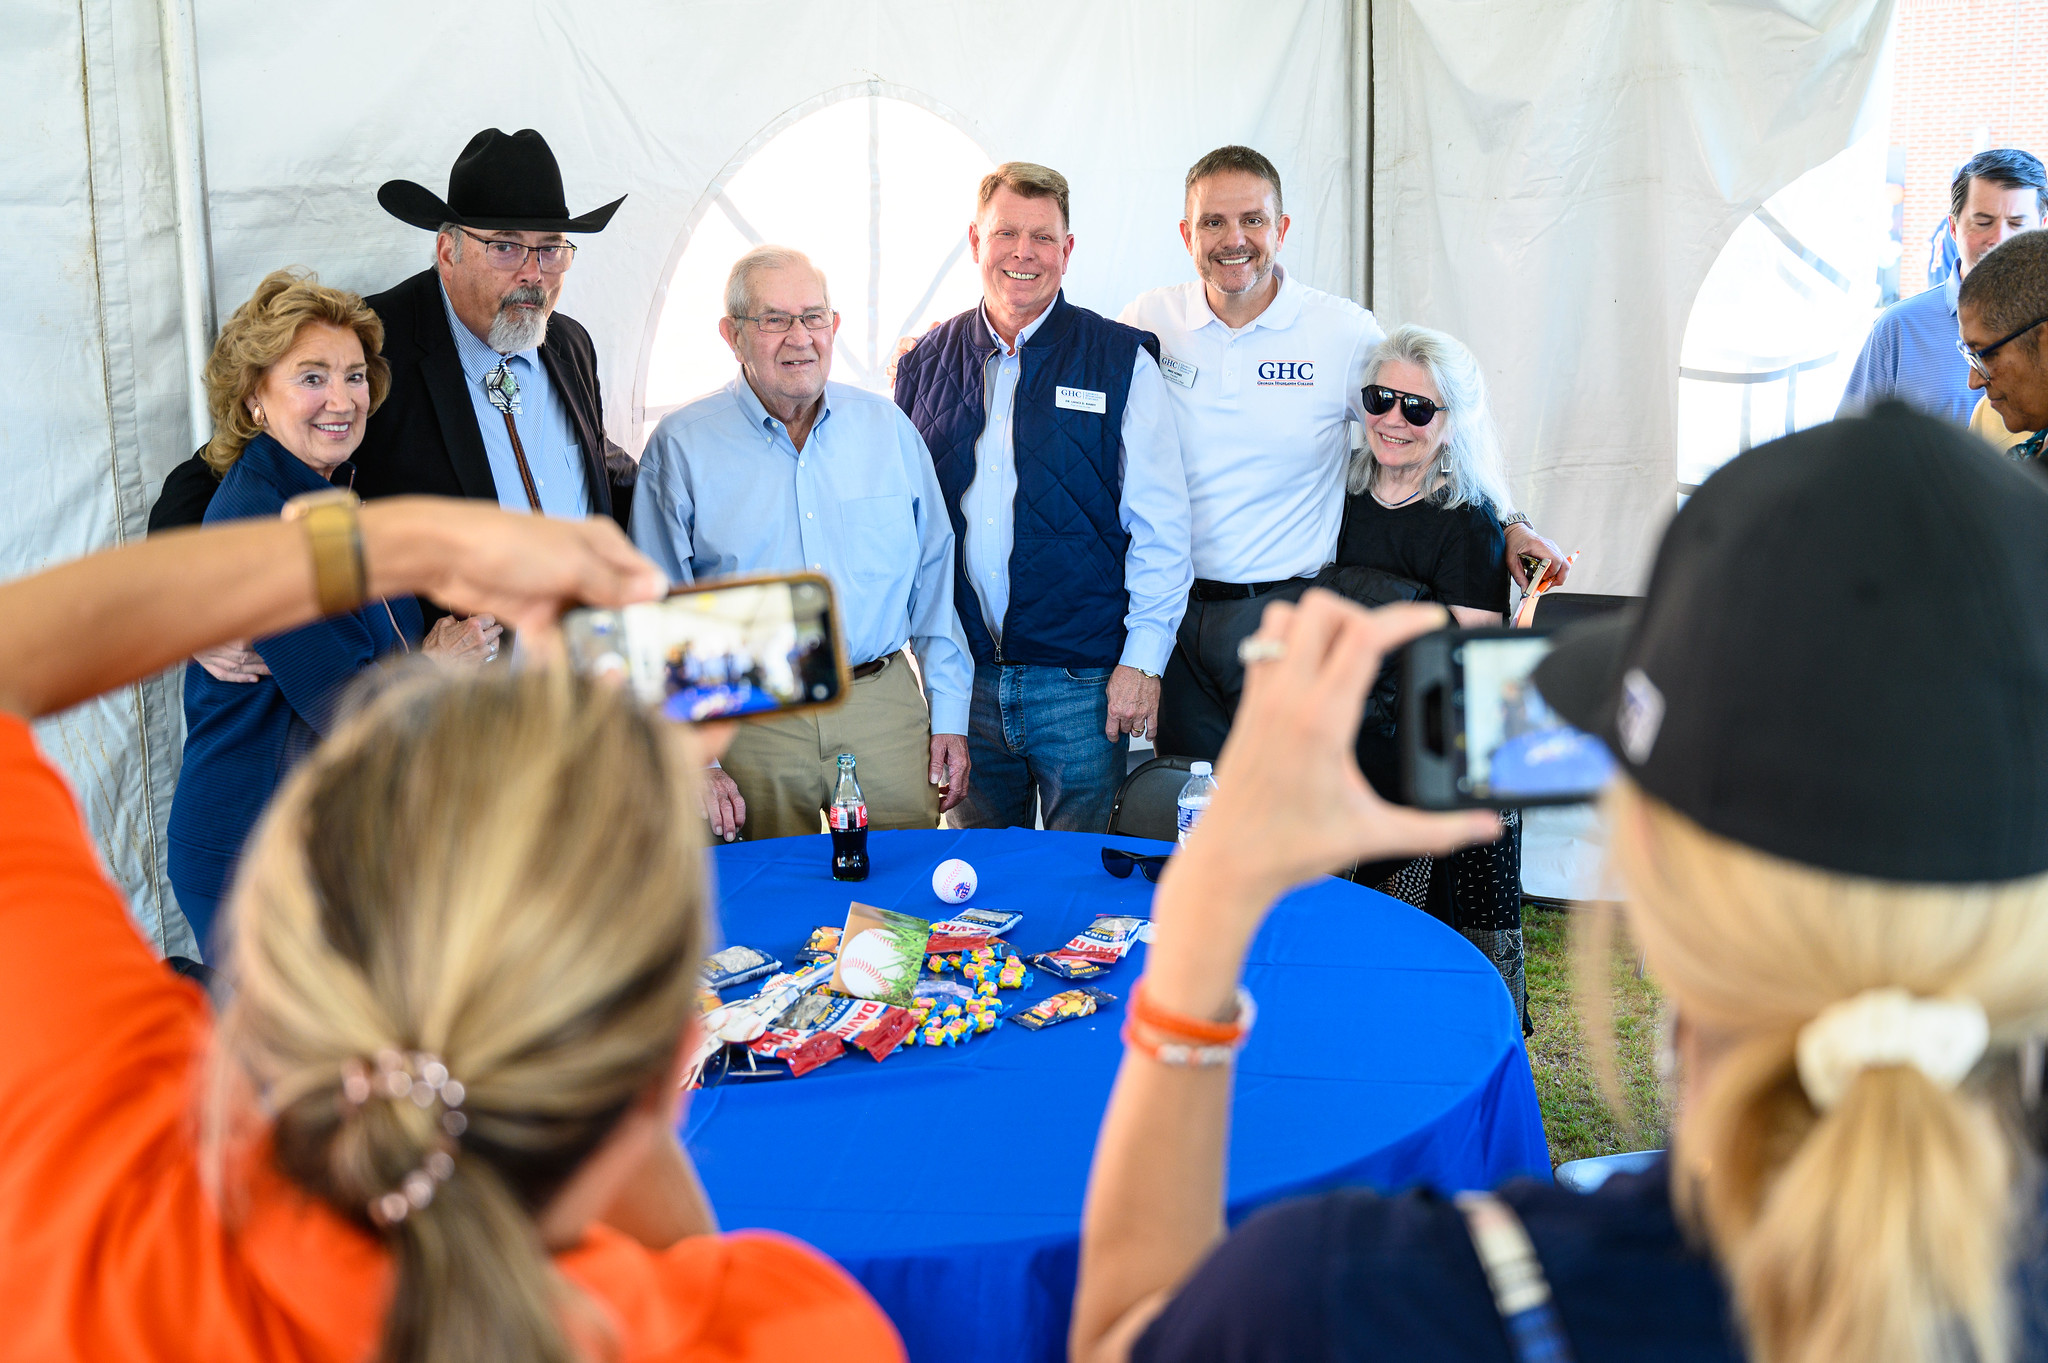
1122,1016,1243,1068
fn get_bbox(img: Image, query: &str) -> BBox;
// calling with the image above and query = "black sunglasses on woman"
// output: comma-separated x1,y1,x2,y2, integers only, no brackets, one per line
1362,384,1444,426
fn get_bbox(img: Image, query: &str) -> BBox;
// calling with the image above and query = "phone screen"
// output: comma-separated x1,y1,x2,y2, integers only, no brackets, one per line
563,574,845,722
1456,635,1614,801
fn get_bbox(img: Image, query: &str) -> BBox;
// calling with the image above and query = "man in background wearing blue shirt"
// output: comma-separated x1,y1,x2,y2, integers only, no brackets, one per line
631,247,973,842
1840,148,2046,425
895,163,1192,833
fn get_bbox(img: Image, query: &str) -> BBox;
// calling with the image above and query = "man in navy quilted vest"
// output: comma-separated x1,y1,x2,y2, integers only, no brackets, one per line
894,163,1193,833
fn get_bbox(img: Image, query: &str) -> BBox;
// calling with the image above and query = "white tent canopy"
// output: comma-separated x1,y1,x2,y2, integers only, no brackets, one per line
5,0,1894,939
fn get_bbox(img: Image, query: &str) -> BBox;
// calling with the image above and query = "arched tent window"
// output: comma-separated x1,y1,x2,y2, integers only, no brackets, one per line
1675,131,1893,495
638,88,995,440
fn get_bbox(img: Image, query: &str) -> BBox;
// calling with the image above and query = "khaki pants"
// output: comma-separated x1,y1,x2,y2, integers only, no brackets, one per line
723,650,939,840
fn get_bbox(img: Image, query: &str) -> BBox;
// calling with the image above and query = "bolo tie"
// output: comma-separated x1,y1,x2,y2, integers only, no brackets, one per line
483,361,546,512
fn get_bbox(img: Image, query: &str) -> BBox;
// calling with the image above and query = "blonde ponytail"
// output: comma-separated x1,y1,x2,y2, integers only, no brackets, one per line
1595,781,2048,1363
211,666,708,1363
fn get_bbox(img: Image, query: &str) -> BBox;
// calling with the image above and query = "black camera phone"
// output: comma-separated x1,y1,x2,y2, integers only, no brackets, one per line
1401,626,1615,809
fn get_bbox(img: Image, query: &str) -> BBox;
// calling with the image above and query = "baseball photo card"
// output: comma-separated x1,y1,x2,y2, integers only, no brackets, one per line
828,902,933,1007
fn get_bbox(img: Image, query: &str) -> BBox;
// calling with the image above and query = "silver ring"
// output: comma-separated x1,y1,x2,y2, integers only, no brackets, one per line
1237,637,1286,665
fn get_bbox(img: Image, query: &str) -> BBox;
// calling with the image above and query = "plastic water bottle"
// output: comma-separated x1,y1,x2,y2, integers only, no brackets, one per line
829,753,870,881
1176,761,1217,847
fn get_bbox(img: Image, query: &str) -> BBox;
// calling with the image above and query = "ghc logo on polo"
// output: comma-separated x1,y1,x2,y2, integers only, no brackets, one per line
1256,360,1314,387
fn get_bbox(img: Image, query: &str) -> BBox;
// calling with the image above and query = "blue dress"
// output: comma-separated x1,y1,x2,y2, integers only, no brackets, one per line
165,435,422,954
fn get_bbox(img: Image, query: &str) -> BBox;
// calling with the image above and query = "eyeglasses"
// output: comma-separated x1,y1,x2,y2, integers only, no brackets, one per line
1362,384,1445,427
1958,314,2048,378
459,229,577,273
1100,846,1171,882
734,310,837,334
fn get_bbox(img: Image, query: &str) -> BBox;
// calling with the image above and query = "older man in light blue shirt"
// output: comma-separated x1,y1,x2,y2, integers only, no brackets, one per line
632,246,972,841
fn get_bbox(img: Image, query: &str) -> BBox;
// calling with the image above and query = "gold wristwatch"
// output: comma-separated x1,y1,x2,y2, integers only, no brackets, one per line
280,489,366,616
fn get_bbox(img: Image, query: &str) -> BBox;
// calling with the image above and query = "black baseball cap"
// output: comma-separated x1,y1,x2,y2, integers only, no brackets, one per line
1532,402,2048,883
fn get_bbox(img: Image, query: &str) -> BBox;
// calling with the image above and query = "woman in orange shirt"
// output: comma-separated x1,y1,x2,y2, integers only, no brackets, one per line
0,497,906,1363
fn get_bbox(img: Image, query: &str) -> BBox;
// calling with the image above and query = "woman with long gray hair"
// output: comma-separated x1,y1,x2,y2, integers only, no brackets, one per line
1331,323,1529,1027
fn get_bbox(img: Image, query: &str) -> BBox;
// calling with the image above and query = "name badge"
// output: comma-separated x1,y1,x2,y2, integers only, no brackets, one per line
1159,355,1198,389
1056,386,1108,414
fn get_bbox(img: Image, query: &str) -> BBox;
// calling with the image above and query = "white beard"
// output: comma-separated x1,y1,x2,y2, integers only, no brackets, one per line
488,303,549,353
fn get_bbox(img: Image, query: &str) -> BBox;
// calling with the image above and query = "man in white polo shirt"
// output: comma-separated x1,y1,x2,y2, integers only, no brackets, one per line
1121,144,1565,758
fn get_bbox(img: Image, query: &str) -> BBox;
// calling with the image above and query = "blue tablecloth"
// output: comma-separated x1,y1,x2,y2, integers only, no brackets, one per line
687,828,1548,1363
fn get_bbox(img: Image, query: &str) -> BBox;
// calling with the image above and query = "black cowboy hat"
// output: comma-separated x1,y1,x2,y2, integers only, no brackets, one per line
378,128,625,234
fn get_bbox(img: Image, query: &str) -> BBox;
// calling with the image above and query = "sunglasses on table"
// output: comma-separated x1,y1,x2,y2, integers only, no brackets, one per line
1362,385,1445,427
1101,846,1172,882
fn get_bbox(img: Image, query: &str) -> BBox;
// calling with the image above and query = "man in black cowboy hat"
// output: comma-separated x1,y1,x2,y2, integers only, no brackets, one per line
150,128,630,519
356,126,632,522
150,128,635,676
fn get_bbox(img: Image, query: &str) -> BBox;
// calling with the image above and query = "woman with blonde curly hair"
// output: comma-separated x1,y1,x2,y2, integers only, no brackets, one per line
167,269,501,953
1074,404,2048,1363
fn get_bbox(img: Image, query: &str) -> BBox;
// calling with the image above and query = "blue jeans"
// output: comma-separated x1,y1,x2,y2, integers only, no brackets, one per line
950,663,1128,833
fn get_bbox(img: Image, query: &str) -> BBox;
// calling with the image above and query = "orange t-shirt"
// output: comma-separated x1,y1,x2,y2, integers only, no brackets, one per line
0,715,904,1363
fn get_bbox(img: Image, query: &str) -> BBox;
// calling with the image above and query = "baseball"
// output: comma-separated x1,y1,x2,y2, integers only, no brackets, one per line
837,928,907,1000
932,858,978,904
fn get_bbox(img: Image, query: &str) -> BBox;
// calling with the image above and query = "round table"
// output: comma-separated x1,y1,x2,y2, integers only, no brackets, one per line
686,828,1548,1363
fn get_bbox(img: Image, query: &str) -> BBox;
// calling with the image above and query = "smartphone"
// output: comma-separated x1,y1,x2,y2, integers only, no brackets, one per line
563,571,848,722
1401,626,1617,809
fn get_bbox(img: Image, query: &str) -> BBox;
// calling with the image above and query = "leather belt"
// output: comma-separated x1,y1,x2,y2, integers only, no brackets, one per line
1190,576,1305,602
851,653,893,680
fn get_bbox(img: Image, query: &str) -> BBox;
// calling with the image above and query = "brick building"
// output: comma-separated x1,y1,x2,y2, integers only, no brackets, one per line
1890,0,2048,296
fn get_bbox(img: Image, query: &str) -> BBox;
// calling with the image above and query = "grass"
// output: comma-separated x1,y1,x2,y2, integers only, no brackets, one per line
1523,902,1670,1167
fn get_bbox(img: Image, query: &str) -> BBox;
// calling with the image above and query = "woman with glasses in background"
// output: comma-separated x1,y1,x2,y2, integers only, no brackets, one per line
1957,230,2048,463
1325,324,1528,1027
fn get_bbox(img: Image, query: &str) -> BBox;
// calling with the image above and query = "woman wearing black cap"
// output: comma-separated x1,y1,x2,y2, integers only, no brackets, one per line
1072,404,2048,1363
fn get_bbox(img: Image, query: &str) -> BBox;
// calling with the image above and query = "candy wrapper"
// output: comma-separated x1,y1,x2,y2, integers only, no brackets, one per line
701,960,835,1043
1012,986,1117,1031
925,907,1025,955
745,1026,845,1078
794,925,843,966
825,998,918,1062
747,991,917,1068
1028,916,1147,980
699,945,782,992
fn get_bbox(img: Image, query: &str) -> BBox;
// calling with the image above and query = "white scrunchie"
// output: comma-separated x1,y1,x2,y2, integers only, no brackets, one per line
1794,988,1990,1111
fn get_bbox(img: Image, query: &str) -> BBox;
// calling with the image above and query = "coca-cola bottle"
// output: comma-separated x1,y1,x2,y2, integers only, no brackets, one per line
829,752,870,881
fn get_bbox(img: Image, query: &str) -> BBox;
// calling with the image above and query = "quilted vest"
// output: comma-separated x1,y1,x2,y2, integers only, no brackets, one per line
895,293,1161,668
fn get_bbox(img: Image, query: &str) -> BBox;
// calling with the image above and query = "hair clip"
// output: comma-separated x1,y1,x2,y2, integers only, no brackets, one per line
341,1049,467,1112
339,1049,470,1229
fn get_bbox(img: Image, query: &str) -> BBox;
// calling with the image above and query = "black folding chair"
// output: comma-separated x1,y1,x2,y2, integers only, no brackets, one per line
1526,591,1638,629
1105,754,1197,841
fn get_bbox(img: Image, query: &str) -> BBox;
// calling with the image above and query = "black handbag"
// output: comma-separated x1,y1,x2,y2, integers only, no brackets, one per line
1313,564,1432,728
